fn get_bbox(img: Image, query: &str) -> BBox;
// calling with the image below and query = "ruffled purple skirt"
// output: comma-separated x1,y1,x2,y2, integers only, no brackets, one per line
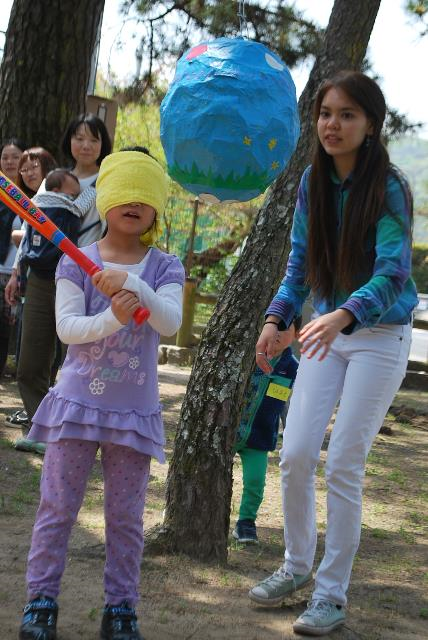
28,389,165,463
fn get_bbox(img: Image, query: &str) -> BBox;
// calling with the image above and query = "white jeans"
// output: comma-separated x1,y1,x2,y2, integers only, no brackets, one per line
279,324,412,606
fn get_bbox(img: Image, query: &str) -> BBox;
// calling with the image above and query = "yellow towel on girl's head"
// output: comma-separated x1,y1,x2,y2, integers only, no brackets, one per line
96,151,168,245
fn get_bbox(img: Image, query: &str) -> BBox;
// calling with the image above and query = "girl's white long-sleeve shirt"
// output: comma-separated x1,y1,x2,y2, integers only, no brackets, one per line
56,253,183,344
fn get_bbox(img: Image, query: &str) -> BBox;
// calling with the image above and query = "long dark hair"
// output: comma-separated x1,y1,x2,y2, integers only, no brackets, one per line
306,70,412,298
61,113,112,167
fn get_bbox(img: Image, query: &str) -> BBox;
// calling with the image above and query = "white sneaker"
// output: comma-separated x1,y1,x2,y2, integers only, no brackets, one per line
293,599,346,636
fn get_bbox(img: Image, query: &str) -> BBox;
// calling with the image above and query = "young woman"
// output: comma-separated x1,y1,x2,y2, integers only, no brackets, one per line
249,71,418,636
0,138,26,377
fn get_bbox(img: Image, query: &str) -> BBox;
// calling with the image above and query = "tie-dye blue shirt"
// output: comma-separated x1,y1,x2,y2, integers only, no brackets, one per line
267,165,418,332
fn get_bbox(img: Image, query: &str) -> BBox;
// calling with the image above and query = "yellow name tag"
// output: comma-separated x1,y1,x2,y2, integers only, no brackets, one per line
266,382,291,401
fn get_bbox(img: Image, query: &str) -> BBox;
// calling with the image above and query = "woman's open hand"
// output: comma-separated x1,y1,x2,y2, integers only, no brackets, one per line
298,309,354,361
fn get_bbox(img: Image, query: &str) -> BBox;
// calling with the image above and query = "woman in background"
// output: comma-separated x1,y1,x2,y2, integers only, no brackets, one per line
0,138,26,378
61,112,112,246
4,147,56,448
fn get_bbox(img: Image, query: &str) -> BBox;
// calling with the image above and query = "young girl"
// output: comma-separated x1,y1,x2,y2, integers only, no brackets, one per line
19,149,185,640
249,71,417,636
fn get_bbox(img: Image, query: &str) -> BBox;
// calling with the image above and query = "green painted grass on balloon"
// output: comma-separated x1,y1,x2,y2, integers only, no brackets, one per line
169,162,272,191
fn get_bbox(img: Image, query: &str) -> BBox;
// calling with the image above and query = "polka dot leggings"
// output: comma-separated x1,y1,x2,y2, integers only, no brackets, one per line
26,439,151,606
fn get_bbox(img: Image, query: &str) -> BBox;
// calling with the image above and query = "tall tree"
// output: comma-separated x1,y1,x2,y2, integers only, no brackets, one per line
163,0,382,563
0,0,105,158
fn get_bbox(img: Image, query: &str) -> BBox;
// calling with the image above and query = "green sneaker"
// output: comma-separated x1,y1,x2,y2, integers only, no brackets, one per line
293,599,345,636
249,567,312,605
15,438,46,455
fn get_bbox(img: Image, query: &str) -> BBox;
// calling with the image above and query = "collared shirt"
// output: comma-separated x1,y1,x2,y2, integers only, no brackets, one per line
267,165,418,332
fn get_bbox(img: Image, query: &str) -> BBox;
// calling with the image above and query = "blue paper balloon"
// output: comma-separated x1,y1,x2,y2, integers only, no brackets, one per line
160,37,300,203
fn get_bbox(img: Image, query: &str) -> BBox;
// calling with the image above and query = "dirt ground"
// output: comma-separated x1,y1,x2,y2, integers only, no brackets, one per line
0,363,427,640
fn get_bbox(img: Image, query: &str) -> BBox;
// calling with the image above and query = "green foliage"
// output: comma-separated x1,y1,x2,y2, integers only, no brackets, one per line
192,255,239,299
407,0,428,15
406,1,428,35
384,108,423,141
114,102,165,160
389,137,428,212
412,244,428,292
389,137,428,247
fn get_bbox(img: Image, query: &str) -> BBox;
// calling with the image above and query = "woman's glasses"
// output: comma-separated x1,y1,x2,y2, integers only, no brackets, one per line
20,162,41,175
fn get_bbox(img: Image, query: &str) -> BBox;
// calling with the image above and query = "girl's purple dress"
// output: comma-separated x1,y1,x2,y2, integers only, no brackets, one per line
28,243,185,462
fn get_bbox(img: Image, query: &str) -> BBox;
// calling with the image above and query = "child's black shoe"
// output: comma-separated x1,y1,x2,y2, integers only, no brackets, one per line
19,595,58,640
101,601,144,639
232,519,259,544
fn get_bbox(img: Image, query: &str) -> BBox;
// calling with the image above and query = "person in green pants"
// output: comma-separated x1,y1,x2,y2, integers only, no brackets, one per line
233,320,300,544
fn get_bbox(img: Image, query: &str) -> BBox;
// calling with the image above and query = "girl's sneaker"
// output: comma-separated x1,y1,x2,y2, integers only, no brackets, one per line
232,519,259,544
101,601,144,640
293,599,346,636
19,595,58,640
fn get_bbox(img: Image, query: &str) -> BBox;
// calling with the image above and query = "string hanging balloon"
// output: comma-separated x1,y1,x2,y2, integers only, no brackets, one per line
237,0,249,38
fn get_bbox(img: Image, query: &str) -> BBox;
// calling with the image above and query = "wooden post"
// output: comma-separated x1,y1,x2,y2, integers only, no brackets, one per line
176,197,200,348
185,197,199,275
176,277,198,347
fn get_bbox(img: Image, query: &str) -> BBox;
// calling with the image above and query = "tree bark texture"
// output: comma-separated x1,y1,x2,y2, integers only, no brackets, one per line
0,0,104,160
164,0,382,563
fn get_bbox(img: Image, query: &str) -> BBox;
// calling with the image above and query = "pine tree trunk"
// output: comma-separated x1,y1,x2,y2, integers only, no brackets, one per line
0,0,104,160
164,0,382,563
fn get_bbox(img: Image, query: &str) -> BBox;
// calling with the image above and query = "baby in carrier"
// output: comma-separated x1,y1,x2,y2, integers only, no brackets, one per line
23,169,96,277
